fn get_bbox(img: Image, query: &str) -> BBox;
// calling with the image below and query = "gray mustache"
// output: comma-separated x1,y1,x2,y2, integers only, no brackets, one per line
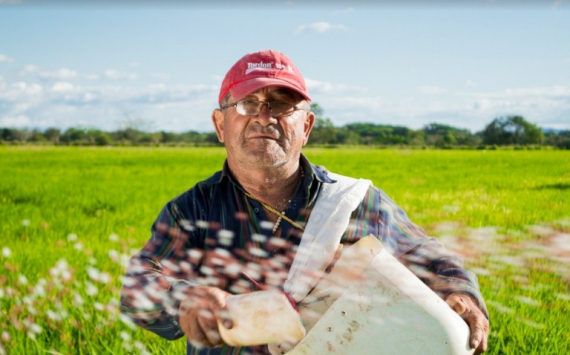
246,125,281,138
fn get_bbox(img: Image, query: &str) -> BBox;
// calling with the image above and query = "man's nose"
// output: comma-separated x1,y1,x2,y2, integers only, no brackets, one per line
253,103,277,126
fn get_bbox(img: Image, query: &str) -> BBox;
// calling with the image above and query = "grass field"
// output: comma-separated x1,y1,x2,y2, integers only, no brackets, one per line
1,146,569,354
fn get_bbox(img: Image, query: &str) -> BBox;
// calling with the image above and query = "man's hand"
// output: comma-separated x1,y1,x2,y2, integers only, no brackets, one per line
446,293,489,354
179,286,234,348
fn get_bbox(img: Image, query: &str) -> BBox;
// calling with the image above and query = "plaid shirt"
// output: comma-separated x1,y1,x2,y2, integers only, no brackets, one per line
120,155,488,355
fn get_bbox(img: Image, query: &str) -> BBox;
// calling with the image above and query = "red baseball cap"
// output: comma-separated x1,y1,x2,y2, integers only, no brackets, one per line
218,50,311,105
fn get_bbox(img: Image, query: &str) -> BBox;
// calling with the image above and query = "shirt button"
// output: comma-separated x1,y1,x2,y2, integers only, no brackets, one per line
254,208,259,213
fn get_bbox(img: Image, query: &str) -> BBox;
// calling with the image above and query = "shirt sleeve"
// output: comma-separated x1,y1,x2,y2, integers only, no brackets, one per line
376,188,489,319
119,202,199,340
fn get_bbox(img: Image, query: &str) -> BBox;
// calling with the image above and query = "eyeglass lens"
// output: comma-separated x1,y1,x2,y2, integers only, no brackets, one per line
238,100,294,117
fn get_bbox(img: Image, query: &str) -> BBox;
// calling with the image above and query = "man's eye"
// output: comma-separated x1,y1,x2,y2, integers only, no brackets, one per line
271,101,293,109
241,100,257,105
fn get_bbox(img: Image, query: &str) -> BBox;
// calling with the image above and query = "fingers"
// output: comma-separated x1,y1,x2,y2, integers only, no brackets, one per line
179,286,233,348
215,306,234,330
446,293,489,354
196,308,223,346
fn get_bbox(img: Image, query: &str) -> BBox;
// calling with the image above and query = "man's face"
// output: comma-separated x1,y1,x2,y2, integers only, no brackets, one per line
212,86,315,169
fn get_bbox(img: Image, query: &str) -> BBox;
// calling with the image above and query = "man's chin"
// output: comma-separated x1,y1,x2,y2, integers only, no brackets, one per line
243,151,288,168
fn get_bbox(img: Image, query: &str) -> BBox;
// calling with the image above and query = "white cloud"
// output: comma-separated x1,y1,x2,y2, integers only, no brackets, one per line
38,68,78,80
51,82,75,92
151,73,171,80
465,80,477,88
85,74,99,81
295,22,348,34
305,78,366,95
418,86,447,95
309,84,570,132
10,82,43,95
0,115,30,127
104,70,138,80
21,65,39,74
0,54,14,63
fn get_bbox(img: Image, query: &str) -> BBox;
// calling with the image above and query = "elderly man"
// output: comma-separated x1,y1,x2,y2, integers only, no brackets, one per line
120,50,489,355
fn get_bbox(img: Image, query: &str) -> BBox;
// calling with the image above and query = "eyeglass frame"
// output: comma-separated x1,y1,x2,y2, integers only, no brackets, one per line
220,99,309,118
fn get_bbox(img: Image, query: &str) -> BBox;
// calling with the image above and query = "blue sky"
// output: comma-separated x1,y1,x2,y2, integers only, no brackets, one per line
1,1,569,133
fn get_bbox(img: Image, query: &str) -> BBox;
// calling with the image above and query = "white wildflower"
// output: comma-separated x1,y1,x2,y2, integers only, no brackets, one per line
67,233,78,242
32,283,46,297
1,248,11,258
74,292,84,305
120,331,131,341
196,220,209,229
85,282,98,296
120,276,137,288
249,247,268,258
252,233,267,242
120,254,131,269
108,249,119,262
1,331,10,342
99,272,111,284
46,310,59,321
87,267,101,282
22,219,31,227
259,221,274,230
119,314,137,330
109,233,119,242
132,292,154,310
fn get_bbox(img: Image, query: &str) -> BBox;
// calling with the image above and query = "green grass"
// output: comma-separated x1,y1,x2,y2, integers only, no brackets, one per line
0,146,569,354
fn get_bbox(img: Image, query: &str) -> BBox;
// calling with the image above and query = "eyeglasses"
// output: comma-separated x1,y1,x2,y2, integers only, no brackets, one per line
221,99,306,118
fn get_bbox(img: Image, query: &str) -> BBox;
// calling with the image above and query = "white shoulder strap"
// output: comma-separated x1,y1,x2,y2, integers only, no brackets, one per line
284,172,371,302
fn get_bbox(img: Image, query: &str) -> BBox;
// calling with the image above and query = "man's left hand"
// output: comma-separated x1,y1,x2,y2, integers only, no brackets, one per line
446,293,489,354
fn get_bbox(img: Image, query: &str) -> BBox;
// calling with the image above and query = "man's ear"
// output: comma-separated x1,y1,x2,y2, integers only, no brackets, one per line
212,109,225,143
302,111,316,146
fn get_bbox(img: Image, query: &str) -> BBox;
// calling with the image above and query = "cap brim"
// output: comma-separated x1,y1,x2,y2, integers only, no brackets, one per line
229,78,311,102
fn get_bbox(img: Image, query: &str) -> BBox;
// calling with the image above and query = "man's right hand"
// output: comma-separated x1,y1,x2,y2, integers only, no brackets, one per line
178,286,234,348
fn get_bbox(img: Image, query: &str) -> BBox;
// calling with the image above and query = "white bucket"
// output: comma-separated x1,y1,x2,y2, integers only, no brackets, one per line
281,236,474,355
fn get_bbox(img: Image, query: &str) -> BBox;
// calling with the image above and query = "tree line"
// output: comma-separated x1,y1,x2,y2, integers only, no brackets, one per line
1,104,569,149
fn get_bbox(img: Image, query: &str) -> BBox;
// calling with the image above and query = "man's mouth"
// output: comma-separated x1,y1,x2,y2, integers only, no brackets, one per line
247,134,278,140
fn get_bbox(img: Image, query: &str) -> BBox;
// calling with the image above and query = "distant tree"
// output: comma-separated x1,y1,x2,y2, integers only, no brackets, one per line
423,123,476,147
92,130,113,146
205,132,222,145
1,128,17,142
179,131,210,145
343,123,414,145
61,128,87,144
309,118,338,144
44,128,61,144
545,129,570,149
308,103,338,144
336,128,362,145
29,129,46,143
310,102,324,118
482,116,544,145
159,131,180,144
